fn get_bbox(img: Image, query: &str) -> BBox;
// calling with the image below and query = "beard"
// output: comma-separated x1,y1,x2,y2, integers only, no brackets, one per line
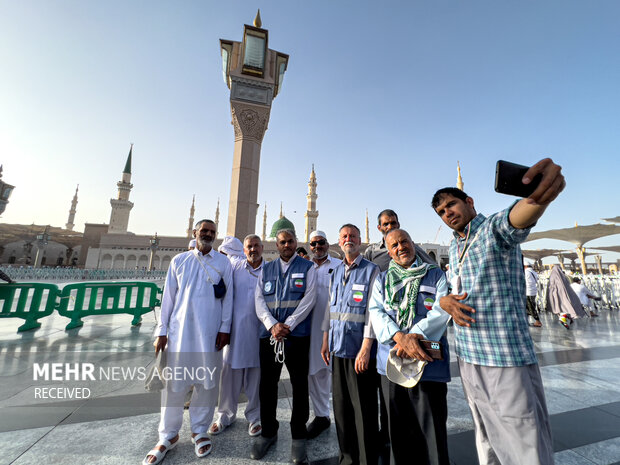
196,236,213,249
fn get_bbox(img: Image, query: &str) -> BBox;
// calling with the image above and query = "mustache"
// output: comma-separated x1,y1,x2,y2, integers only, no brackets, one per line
343,241,355,246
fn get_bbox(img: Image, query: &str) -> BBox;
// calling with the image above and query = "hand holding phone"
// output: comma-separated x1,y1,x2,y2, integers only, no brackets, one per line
495,158,565,205
495,161,542,198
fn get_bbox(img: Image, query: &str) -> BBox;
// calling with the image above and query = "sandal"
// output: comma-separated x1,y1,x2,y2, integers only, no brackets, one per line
208,419,225,435
191,433,213,458
248,421,262,437
142,438,177,465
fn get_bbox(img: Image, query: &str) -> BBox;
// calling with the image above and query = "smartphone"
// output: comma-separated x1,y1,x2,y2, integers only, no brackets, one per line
494,160,542,198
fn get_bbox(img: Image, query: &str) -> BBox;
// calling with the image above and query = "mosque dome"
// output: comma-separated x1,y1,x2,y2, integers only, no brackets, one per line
270,216,295,238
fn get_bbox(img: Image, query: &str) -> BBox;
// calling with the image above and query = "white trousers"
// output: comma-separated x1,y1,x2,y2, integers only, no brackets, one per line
214,363,260,426
158,384,215,442
459,359,554,465
308,367,331,418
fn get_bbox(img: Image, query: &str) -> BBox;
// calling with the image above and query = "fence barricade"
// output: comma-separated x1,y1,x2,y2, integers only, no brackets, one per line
57,282,162,330
0,283,60,332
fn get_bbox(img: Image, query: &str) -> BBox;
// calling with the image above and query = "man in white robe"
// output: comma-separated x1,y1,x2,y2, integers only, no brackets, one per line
210,234,263,437
307,230,341,438
143,219,233,464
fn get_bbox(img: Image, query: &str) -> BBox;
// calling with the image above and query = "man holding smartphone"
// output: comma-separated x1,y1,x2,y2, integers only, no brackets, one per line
431,158,565,465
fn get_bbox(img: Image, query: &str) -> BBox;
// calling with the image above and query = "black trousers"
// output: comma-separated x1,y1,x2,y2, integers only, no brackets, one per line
526,296,540,321
259,336,310,439
333,356,379,465
380,375,449,465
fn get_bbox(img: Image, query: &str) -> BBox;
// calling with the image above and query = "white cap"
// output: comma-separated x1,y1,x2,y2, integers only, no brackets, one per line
188,239,196,248
385,347,427,388
218,236,245,258
309,230,327,241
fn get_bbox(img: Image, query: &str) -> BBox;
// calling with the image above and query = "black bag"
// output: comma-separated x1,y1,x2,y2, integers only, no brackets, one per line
213,277,227,299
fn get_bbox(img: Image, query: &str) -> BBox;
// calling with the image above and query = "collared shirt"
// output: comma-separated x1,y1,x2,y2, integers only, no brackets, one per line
446,204,537,367
255,253,318,332
369,258,451,344
323,253,378,338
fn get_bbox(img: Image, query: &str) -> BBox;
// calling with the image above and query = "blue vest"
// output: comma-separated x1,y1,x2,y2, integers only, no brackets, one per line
329,258,378,359
376,267,450,383
260,255,314,338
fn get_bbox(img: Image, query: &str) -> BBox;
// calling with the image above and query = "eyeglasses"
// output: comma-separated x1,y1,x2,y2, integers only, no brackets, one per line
310,240,327,247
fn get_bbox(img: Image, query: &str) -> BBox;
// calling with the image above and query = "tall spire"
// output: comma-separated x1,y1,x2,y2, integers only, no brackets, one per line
280,202,283,218
124,143,133,174
262,203,268,241
365,209,370,244
215,198,220,237
65,185,79,231
109,144,134,233
456,161,464,191
186,195,195,238
304,164,319,242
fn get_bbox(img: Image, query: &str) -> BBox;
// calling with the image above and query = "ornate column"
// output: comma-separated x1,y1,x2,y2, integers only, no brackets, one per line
220,11,289,240
576,246,587,275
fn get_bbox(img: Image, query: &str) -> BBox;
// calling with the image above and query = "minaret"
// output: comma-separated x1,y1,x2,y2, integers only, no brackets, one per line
186,195,195,238
365,209,370,244
456,161,464,191
304,165,319,242
220,11,289,240
215,198,220,237
262,203,268,241
65,185,79,231
108,144,134,234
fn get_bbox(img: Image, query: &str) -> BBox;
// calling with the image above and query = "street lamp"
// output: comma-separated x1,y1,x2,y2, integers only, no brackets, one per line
148,233,159,271
0,165,15,216
34,226,51,268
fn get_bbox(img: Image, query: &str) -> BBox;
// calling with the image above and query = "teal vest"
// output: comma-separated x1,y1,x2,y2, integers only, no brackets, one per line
260,255,314,338
328,258,378,359
376,266,450,383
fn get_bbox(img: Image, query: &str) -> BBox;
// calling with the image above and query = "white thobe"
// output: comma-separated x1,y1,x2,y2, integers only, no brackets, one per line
309,255,342,375
224,259,262,368
156,248,233,392
214,259,262,427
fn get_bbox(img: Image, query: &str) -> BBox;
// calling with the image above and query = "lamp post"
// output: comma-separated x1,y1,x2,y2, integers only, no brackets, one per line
220,10,289,240
0,165,15,216
148,233,159,271
34,226,51,268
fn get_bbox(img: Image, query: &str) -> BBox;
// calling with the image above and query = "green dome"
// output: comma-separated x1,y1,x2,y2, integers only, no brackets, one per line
270,216,295,238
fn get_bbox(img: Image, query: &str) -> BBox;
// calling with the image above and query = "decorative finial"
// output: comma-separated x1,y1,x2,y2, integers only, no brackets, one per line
254,9,262,28
456,161,464,191
280,202,283,218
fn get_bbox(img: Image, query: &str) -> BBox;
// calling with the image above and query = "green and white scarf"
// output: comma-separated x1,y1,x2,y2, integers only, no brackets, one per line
385,259,436,330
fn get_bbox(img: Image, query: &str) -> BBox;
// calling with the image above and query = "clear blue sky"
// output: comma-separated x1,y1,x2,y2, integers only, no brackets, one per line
2,1,619,264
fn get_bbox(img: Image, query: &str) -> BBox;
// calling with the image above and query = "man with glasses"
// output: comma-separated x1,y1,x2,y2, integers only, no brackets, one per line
306,231,342,439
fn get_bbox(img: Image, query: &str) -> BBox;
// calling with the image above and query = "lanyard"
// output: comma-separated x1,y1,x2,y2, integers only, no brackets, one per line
455,227,482,277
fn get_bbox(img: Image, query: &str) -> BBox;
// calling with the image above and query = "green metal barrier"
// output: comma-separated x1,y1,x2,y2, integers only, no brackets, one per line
57,282,162,330
0,283,60,332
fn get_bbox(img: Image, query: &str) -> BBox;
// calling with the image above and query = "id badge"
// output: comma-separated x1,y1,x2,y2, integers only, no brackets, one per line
450,275,462,295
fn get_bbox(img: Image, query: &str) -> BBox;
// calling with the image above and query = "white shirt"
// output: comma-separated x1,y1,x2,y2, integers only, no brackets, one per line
224,258,263,369
255,253,318,333
571,282,594,307
525,267,539,296
309,255,342,375
156,248,233,390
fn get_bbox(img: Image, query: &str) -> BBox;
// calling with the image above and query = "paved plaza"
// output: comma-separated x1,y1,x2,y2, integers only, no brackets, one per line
2,288,620,465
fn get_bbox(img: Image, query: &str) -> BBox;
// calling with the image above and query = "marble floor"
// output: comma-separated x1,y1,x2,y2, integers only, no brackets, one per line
1,301,620,465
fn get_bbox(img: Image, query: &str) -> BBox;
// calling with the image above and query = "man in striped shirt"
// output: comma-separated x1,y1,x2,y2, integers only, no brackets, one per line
431,158,565,465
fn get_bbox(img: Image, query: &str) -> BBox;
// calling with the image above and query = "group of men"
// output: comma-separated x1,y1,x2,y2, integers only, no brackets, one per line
143,157,565,465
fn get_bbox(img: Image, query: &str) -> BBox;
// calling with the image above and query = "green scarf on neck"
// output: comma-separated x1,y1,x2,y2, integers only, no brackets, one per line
385,259,436,329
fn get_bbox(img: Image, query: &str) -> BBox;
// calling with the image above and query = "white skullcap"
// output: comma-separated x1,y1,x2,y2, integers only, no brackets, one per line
218,236,245,258
309,230,327,241
188,239,196,248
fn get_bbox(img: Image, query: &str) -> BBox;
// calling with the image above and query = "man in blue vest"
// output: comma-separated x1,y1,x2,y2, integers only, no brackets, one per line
253,228,317,463
321,224,380,465
369,229,451,465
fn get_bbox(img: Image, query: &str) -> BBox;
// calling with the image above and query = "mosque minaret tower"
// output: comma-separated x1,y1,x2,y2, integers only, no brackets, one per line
186,195,195,238
457,161,464,191
65,185,79,231
304,165,318,242
108,144,134,234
